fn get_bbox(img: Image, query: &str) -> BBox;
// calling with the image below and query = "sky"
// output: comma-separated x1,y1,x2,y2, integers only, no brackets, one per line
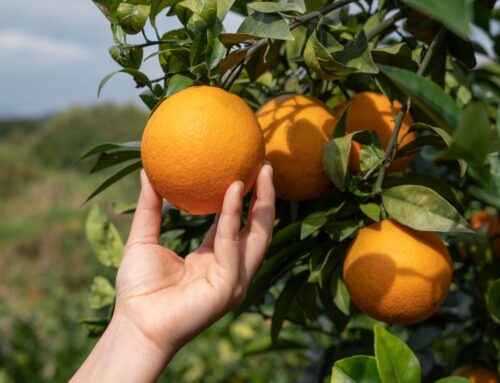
0,1,496,118
0,0,242,118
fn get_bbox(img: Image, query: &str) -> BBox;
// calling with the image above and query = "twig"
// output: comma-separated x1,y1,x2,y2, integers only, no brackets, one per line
366,8,409,41
133,39,186,48
371,27,447,193
223,61,245,90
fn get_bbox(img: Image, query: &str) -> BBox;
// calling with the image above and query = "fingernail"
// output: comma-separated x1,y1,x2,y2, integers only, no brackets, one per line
264,160,272,167
235,180,244,194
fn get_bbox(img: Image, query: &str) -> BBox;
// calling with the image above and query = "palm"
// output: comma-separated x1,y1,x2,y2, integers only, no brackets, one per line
113,167,275,353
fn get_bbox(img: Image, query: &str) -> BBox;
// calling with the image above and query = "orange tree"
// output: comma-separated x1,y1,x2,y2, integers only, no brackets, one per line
81,0,500,381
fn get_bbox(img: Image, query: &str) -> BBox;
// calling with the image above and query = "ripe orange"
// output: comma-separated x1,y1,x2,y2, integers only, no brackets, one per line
343,219,452,324
336,91,415,173
470,211,500,256
141,86,265,215
255,94,337,200
452,365,499,383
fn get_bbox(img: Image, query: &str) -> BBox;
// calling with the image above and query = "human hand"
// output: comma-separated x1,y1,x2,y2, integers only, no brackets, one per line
72,164,275,382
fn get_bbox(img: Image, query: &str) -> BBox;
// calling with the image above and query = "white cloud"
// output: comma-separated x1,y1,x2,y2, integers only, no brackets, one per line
0,30,90,63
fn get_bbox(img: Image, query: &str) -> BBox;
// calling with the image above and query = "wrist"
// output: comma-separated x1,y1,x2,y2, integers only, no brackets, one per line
72,314,176,383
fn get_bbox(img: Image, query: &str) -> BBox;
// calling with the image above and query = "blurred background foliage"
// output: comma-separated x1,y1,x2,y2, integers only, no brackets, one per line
0,106,314,382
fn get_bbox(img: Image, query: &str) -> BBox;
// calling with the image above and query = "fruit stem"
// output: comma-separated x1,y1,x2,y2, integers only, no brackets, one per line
371,27,447,194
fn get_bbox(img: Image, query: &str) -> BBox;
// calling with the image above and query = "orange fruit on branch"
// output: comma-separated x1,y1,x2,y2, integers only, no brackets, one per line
452,365,499,383
255,94,337,201
343,219,452,324
335,91,416,174
141,86,265,215
470,211,500,256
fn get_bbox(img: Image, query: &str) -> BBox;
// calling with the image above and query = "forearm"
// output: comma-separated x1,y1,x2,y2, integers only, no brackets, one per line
71,314,175,383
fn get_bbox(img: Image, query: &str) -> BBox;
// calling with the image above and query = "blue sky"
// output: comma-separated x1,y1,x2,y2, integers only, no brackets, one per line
0,0,242,118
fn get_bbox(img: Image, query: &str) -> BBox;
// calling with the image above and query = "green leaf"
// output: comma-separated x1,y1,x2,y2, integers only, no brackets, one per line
360,203,381,222
401,0,472,40
237,11,294,41
333,274,350,316
408,123,467,176
245,40,281,81
217,0,234,19
247,0,306,14
301,212,328,239
382,185,472,233
434,378,471,383
117,3,151,34
439,102,491,164
98,69,152,97
374,324,421,383
379,65,460,131
271,272,306,343
218,49,247,78
384,172,464,210
235,240,314,316
158,29,191,74
150,0,171,29
89,276,116,309
360,133,385,174
218,32,261,46
167,74,194,96
84,160,143,203
371,43,418,72
78,141,141,161
90,150,141,173
109,45,144,69
85,205,124,268
177,0,217,26
207,20,227,70
93,0,121,20
487,279,500,323
305,31,378,80
331,356,382,383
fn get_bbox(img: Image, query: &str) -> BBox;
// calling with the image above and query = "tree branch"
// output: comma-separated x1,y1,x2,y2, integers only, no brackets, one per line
365,8,409,41
371,27,447,194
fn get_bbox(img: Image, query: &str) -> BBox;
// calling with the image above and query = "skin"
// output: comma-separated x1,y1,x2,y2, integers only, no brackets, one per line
71,164,275,383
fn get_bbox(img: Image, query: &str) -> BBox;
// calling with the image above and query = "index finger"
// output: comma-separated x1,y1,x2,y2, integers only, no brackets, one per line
126,170,163,249
240,164,275,282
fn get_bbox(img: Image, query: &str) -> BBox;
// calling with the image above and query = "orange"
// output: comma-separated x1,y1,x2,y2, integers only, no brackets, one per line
336,91,415,173
255,94,337,200
343,219,452,324
141,86,265,215
452,365,499,383
470,211,500,256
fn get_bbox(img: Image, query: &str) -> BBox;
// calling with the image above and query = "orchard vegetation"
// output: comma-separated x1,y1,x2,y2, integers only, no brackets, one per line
69,0,500,382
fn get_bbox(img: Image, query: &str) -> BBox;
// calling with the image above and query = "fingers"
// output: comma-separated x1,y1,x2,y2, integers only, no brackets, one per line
126,170,163,249
213,181,244,277
241,164,275,281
